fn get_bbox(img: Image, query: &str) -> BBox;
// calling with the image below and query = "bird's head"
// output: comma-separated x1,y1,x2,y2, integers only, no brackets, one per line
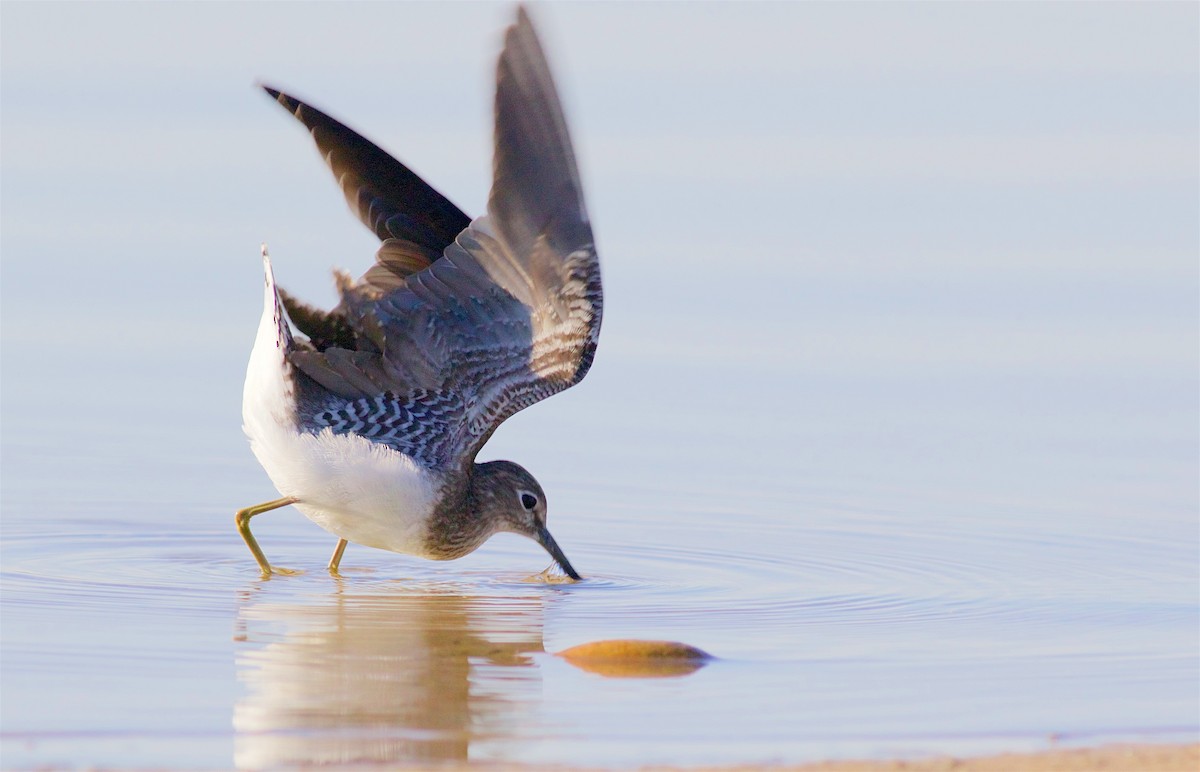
471,460,581,580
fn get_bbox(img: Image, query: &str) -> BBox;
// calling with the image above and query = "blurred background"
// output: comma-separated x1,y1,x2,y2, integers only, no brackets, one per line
2,2,1196,768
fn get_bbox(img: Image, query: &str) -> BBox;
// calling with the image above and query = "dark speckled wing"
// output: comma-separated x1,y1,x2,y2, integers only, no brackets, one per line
262,85,470,349
272,9,602,470
263,86,470,252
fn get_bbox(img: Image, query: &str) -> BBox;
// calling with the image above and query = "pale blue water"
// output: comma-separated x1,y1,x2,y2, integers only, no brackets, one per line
2,3,1197,768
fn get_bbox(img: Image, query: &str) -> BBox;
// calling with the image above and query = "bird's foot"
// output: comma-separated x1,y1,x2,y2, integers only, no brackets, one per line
260,565,304,579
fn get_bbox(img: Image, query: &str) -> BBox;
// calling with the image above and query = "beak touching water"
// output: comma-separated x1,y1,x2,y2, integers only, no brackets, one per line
536,525,581,580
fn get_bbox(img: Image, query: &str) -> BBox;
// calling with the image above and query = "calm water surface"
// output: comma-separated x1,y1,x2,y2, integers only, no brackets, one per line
2,3,1197,768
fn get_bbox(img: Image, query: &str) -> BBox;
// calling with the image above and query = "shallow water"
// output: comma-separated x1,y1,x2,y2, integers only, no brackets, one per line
2,3,1198,769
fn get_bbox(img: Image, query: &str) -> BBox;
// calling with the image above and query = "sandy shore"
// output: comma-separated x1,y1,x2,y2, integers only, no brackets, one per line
638,743,1199,772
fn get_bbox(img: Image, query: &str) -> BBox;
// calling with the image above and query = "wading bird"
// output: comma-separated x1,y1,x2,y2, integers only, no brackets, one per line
237,7,600,580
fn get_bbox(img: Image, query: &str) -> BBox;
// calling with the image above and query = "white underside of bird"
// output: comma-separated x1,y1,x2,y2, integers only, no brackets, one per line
241,252,439,557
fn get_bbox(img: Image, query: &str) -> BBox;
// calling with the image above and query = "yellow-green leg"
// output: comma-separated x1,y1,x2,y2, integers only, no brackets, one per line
235,497,301,577
327,539,348,575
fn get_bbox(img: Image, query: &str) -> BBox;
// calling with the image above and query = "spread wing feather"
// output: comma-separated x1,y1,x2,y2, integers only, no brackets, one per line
262,86,469,252
263,8,601,470
263,86,466,348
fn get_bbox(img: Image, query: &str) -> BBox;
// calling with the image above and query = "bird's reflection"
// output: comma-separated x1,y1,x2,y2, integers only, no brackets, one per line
233,585,546,768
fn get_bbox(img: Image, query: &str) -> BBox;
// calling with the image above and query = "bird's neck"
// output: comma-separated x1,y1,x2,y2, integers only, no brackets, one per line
421,466,497,559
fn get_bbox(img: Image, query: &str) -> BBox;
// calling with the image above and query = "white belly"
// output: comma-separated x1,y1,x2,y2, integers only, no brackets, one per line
242,280,439,556
249,419,439,556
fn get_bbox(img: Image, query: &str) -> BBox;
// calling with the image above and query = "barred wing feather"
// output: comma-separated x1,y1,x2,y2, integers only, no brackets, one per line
284,8,601,469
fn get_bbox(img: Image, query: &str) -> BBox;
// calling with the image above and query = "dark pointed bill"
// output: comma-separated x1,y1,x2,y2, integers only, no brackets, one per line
536,526,581,580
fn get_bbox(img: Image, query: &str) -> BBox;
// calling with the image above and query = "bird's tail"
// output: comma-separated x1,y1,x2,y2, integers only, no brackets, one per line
243,245,297,435
258,244,294,353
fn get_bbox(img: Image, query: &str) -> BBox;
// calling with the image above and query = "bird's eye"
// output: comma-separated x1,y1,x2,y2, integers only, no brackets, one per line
519,491,538,510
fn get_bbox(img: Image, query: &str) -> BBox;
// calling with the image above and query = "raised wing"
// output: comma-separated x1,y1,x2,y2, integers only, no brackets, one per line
277,8,601,470
263,86,470,349
262,86,469,253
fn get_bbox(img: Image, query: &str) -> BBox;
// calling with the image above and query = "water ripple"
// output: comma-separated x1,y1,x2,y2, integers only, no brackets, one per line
3,505,1193,652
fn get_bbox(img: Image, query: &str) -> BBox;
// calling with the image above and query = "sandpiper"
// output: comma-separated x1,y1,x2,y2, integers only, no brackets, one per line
237,7,600,580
